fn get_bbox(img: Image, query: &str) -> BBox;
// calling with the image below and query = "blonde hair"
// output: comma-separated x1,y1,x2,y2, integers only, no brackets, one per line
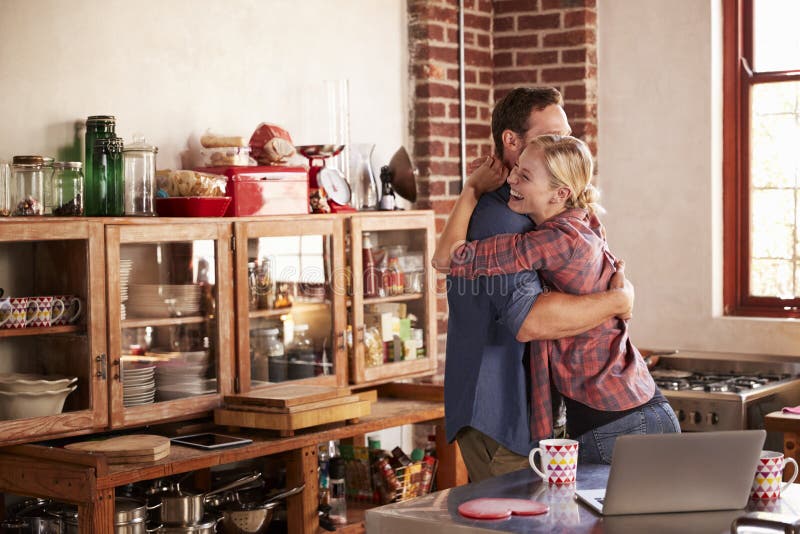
529,135,602,214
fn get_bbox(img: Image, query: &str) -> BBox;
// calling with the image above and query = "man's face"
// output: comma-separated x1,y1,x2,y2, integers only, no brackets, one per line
502,104,570,168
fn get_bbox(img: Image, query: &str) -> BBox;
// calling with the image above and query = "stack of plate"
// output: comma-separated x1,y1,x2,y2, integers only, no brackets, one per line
128,284,201,318
121,363,155,407
120,259,133,320
155,359,210,401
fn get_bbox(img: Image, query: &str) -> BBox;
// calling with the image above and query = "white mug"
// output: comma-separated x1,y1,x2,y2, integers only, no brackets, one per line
529,438,579,485
751,451,799,500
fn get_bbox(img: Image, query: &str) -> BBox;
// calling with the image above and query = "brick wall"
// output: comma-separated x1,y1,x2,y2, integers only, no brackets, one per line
408,0,598,375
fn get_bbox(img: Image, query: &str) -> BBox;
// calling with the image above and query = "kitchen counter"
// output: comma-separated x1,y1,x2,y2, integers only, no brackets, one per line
366,463,800,534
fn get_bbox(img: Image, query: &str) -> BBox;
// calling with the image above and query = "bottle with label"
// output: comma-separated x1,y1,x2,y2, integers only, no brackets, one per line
362,232,379,298
328,456,348,524
379,166,395,210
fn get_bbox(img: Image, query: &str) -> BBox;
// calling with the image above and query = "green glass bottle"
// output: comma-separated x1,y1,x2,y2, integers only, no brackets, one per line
107,137,124,216
84,116,115,216
90,138,112,216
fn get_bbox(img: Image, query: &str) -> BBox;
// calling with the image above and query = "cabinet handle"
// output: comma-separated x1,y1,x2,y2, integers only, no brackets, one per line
95,353,107,380
356,325,365,344
336,330,346,351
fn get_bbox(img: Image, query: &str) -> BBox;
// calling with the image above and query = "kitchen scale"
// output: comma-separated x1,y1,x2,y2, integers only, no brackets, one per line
296,144,355,213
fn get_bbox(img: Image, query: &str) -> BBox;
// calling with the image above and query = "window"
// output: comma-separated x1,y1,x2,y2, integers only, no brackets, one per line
723,0,800,317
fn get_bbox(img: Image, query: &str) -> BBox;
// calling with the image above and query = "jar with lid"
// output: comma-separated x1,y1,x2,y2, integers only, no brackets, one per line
287,324,315,380
10,155,45,216
0,161,10,217
84,115,116,215
265,328,287,382
52,162,84,216
108,137,125,216
123,135,157,216
41,156,54,214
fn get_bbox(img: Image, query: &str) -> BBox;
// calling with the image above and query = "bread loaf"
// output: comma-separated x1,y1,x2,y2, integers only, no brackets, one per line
200,132,248,148
249,123,296,165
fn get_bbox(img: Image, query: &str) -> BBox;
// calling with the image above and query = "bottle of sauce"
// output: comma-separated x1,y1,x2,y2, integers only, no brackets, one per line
362,232,379,298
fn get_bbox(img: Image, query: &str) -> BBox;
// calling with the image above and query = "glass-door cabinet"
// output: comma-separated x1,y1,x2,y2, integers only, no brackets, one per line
348,211,437,384
0,220,107,446
233,216,347,391
105,221,235,428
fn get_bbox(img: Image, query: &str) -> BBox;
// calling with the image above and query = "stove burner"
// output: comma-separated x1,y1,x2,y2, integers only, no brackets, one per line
654,379,689,391
704,382,730,393
652,368,796,395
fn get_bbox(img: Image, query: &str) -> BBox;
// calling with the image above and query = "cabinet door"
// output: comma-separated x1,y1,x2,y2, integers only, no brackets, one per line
234,216,347,391
349,211,437,384
106,222,234,428
0,220,107,445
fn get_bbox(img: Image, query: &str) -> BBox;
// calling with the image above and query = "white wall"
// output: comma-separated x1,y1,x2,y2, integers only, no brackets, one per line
0,0,408,171
598,0,800,357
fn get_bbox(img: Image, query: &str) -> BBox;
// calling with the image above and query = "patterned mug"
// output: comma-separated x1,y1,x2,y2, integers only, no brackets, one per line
28,296,65,328
751,450,799,500
529,438,580,485
52,295,83,325
0,297,40,329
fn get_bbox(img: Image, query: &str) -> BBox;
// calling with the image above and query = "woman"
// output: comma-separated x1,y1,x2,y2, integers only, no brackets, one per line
433,135,679,463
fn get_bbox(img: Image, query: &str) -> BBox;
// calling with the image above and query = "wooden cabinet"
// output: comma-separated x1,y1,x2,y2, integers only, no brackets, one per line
0,220,108,445
0,210,437,443
105,220,236,428
348,212,437,384
232,215,348,392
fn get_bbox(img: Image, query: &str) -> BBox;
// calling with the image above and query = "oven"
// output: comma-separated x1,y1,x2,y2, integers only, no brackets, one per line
649,353,800,451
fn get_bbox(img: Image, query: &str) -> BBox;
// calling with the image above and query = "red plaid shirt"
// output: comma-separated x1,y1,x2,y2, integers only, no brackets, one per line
450,208,655,442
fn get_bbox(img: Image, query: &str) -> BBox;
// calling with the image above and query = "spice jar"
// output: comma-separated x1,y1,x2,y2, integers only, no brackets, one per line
10,155,45,216
123,135,157,216
52,162,84,216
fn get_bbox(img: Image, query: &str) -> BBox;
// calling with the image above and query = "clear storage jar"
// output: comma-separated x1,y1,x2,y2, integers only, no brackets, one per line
123,135,157,216
0,162,10,216
10,155,45,216
41,156,54,214
52,162,84,216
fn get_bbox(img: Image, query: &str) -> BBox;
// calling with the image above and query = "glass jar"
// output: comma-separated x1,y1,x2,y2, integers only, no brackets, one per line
265,328,287,382
287,324,315,380
123,135,157,216
88,139,111,216
350,143,379,210
0,162,10,216
41,156,54,215
108,137,125,216
10,155,45,216
84,115,115,215
52,162,84,216
247,261,259,310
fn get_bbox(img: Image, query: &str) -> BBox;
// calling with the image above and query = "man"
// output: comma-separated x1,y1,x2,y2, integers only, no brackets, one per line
444,87,634,482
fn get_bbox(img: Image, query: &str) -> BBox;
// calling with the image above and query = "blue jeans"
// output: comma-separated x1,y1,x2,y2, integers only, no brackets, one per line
575,401,680,464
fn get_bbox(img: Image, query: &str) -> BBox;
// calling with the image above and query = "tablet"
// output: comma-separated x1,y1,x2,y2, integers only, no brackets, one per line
170,433,253,450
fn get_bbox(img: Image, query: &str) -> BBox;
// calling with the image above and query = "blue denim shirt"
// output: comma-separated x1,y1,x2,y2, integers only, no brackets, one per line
444,184,542,456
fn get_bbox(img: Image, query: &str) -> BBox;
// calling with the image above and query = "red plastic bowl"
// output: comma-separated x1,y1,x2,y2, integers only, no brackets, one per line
155,197,232,217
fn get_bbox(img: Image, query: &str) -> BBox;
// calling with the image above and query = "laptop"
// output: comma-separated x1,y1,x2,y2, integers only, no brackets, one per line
575,430,765,516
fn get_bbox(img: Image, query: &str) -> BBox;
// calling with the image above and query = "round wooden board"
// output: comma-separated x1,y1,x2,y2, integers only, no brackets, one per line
65,434,170,458
106,448,170,464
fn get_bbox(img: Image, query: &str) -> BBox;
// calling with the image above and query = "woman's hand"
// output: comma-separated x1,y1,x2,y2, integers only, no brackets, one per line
466,155,508,195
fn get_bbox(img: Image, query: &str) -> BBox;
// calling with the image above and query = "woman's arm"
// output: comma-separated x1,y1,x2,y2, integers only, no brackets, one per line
431,156,507,272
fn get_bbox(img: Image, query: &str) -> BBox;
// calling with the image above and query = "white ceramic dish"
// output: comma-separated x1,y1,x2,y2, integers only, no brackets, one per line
0,374,77,393
0,385,77,419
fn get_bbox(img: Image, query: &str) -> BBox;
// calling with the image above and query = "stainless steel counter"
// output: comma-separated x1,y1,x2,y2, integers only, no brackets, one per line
366,464,800,533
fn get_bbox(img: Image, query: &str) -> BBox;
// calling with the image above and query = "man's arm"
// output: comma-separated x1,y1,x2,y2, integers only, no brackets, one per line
516,285,633,341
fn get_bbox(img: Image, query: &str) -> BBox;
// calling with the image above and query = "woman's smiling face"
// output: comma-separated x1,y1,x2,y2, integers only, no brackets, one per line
506,145,560,224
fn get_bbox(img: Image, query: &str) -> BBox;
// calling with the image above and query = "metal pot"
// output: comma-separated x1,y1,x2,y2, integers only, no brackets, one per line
114,496,161,534
154,472,261,526
216,484,305,534
154,515,219,534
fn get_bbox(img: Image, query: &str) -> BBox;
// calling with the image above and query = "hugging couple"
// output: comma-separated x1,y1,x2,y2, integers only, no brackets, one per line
434,87,679,483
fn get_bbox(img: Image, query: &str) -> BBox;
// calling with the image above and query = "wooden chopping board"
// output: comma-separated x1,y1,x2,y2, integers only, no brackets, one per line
224,384,351,408
65,434,170,464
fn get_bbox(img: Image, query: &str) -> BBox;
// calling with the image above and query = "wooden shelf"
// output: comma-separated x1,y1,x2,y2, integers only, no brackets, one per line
122,316,209,328
0,325,83,338
248,301,330,319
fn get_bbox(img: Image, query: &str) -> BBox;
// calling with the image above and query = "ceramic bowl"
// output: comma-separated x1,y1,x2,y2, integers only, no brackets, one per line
0,385,77,419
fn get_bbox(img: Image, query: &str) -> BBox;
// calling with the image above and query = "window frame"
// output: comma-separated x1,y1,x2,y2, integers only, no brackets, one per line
723,0,800,317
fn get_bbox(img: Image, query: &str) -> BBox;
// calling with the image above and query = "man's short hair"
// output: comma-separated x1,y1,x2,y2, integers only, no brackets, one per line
491,87,564,160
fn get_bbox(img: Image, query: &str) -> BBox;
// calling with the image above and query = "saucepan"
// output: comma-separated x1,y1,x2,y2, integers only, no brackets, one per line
212,483,305,534
149,471,261,526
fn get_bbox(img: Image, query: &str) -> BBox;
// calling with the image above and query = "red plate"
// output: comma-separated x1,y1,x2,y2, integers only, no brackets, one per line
155,197,232,217
458,498,549,520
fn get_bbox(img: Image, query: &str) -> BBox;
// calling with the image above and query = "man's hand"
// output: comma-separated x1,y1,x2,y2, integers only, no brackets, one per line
465,155,508,195
609,259,634,320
